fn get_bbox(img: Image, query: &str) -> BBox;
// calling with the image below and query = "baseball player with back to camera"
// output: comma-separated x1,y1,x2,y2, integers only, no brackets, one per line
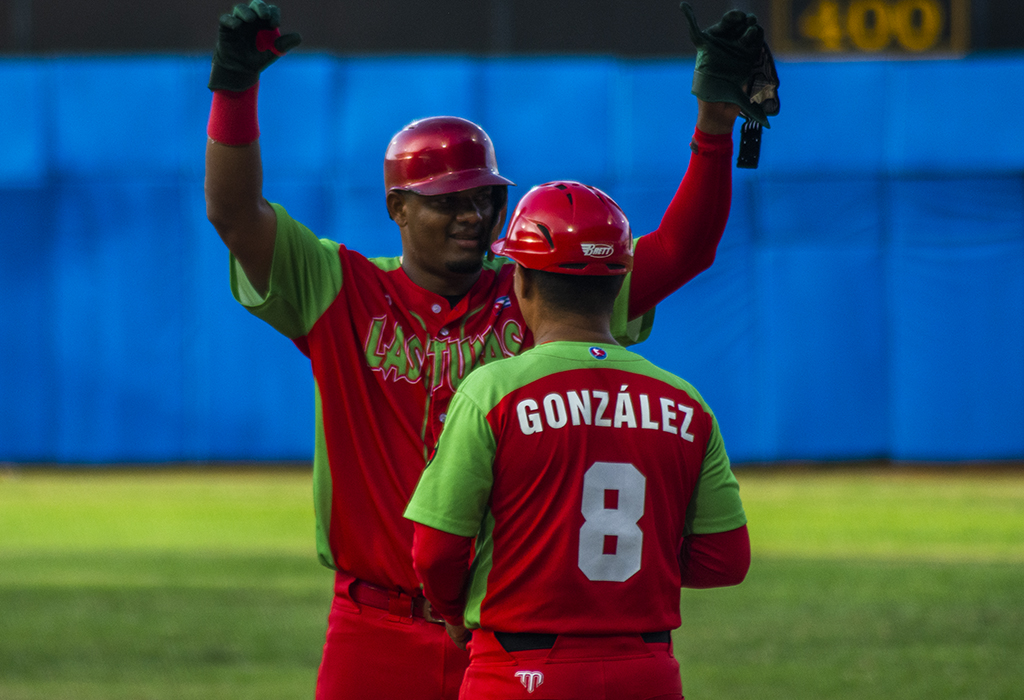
405,180,749,700
203,2,776,698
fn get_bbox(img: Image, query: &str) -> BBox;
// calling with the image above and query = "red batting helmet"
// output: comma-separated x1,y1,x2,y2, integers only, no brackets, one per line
384,116,514,195
491,181,633,276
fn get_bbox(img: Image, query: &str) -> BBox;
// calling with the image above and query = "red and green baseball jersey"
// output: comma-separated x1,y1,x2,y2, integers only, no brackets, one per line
404,341,746,634
230,204,655,592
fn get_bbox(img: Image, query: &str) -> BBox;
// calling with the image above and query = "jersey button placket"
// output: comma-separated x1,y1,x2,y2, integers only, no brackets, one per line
427,302,450,442
430,303,447,342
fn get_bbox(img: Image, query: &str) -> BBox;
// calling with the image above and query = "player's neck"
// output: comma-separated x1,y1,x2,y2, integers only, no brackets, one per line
530,313,617,346
402,263,482,298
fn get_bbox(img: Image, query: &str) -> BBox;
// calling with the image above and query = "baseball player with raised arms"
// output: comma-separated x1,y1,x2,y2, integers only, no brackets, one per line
405,181,750,699
203,1,771,698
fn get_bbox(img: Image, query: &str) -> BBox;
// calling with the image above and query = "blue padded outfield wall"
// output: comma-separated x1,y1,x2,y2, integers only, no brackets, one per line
1,55,1023,463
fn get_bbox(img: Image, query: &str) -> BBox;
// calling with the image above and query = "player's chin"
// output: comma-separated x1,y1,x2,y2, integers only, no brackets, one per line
445,251,485,275
444,238,487,273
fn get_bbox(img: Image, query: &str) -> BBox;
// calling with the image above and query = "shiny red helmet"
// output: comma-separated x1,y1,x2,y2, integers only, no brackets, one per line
384,116,514,195
491,181,633,276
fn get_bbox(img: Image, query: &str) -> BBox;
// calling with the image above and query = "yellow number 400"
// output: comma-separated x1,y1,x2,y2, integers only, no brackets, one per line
798,0,945,52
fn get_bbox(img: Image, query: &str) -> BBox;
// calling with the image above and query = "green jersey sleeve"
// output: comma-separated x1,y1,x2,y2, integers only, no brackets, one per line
404,390,497,538
611,270,655,346
685,415,747,535
229,203,343,340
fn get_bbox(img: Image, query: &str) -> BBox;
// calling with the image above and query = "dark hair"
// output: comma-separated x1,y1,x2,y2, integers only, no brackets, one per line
526,267,624,316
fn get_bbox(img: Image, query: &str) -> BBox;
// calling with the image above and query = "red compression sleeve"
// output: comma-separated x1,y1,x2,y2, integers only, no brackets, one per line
628,128,733,319
207,83,260,146
679,524,751,589
411,523,473,626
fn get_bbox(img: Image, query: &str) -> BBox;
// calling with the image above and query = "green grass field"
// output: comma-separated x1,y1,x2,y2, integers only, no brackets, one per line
1,464,1022,699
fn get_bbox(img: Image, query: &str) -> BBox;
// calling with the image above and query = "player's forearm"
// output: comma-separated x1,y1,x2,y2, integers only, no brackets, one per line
204,87,277,294
679,524,750,588
411,523,473,626
627,127,733,318
203,0,302,292
205,83,269,229
205,139,277,294
206,135,264,219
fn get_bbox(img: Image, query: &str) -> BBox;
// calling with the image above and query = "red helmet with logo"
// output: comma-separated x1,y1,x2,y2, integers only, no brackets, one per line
491,181,633,276
384,116,515,195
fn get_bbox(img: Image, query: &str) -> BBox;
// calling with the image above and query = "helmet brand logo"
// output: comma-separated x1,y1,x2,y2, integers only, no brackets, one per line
581,243,615,258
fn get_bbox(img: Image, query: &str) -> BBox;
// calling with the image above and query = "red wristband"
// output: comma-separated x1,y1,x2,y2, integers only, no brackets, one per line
207,83,260,146
690,127,733,158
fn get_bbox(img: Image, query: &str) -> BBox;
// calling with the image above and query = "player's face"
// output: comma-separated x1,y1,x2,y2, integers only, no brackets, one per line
392,186,496,293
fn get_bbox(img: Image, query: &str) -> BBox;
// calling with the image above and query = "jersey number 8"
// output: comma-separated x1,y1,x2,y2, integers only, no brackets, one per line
578,461,646,582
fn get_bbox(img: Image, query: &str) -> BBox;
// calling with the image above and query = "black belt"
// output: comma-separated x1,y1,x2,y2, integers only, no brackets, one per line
495,630,671,652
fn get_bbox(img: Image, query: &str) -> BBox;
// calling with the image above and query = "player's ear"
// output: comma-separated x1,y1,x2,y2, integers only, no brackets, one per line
514,264,535,300
386,190,407,224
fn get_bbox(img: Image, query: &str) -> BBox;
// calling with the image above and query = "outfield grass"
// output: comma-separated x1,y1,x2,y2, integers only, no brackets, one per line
1,464,1022,699
680,466,1024,700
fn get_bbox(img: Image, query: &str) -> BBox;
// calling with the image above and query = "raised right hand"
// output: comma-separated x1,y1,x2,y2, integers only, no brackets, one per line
208,0,302,92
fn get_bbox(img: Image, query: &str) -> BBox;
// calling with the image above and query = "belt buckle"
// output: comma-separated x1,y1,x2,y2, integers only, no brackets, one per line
422,599,445,625
386,590,415,625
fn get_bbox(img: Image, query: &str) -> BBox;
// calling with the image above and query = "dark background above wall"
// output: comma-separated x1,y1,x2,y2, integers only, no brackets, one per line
2,0,1022,55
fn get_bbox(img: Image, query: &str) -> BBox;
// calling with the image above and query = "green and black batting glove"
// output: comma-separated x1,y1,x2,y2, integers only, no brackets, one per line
209,0,302,92
680,2,779,128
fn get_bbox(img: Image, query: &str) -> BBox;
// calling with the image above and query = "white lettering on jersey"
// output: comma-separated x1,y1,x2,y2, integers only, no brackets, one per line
514,389,700,439
517,398,543,434
543,393,568,428
567,390,591,425
593,391,611,427
660,397,677,434
639,394,659,429
613,386,637,428
678,403,695,442
579,461,645,581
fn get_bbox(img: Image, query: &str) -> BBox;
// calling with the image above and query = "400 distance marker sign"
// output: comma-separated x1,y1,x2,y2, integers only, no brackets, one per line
771,0,970,55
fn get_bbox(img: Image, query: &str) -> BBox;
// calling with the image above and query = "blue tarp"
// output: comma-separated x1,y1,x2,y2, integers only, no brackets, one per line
1,55,1022,462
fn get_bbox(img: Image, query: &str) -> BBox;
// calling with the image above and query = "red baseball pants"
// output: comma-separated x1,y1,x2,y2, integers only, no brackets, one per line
315,572,469,700
459,630,683,700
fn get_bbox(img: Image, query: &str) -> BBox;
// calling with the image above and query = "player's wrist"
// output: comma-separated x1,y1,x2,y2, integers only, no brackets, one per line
695,98,742,135
690,125,733,157
443,613,465,627
207,82,260,146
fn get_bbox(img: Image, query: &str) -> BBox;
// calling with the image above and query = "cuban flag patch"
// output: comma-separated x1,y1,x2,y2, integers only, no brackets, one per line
494,295,511,311
589,346,608,360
